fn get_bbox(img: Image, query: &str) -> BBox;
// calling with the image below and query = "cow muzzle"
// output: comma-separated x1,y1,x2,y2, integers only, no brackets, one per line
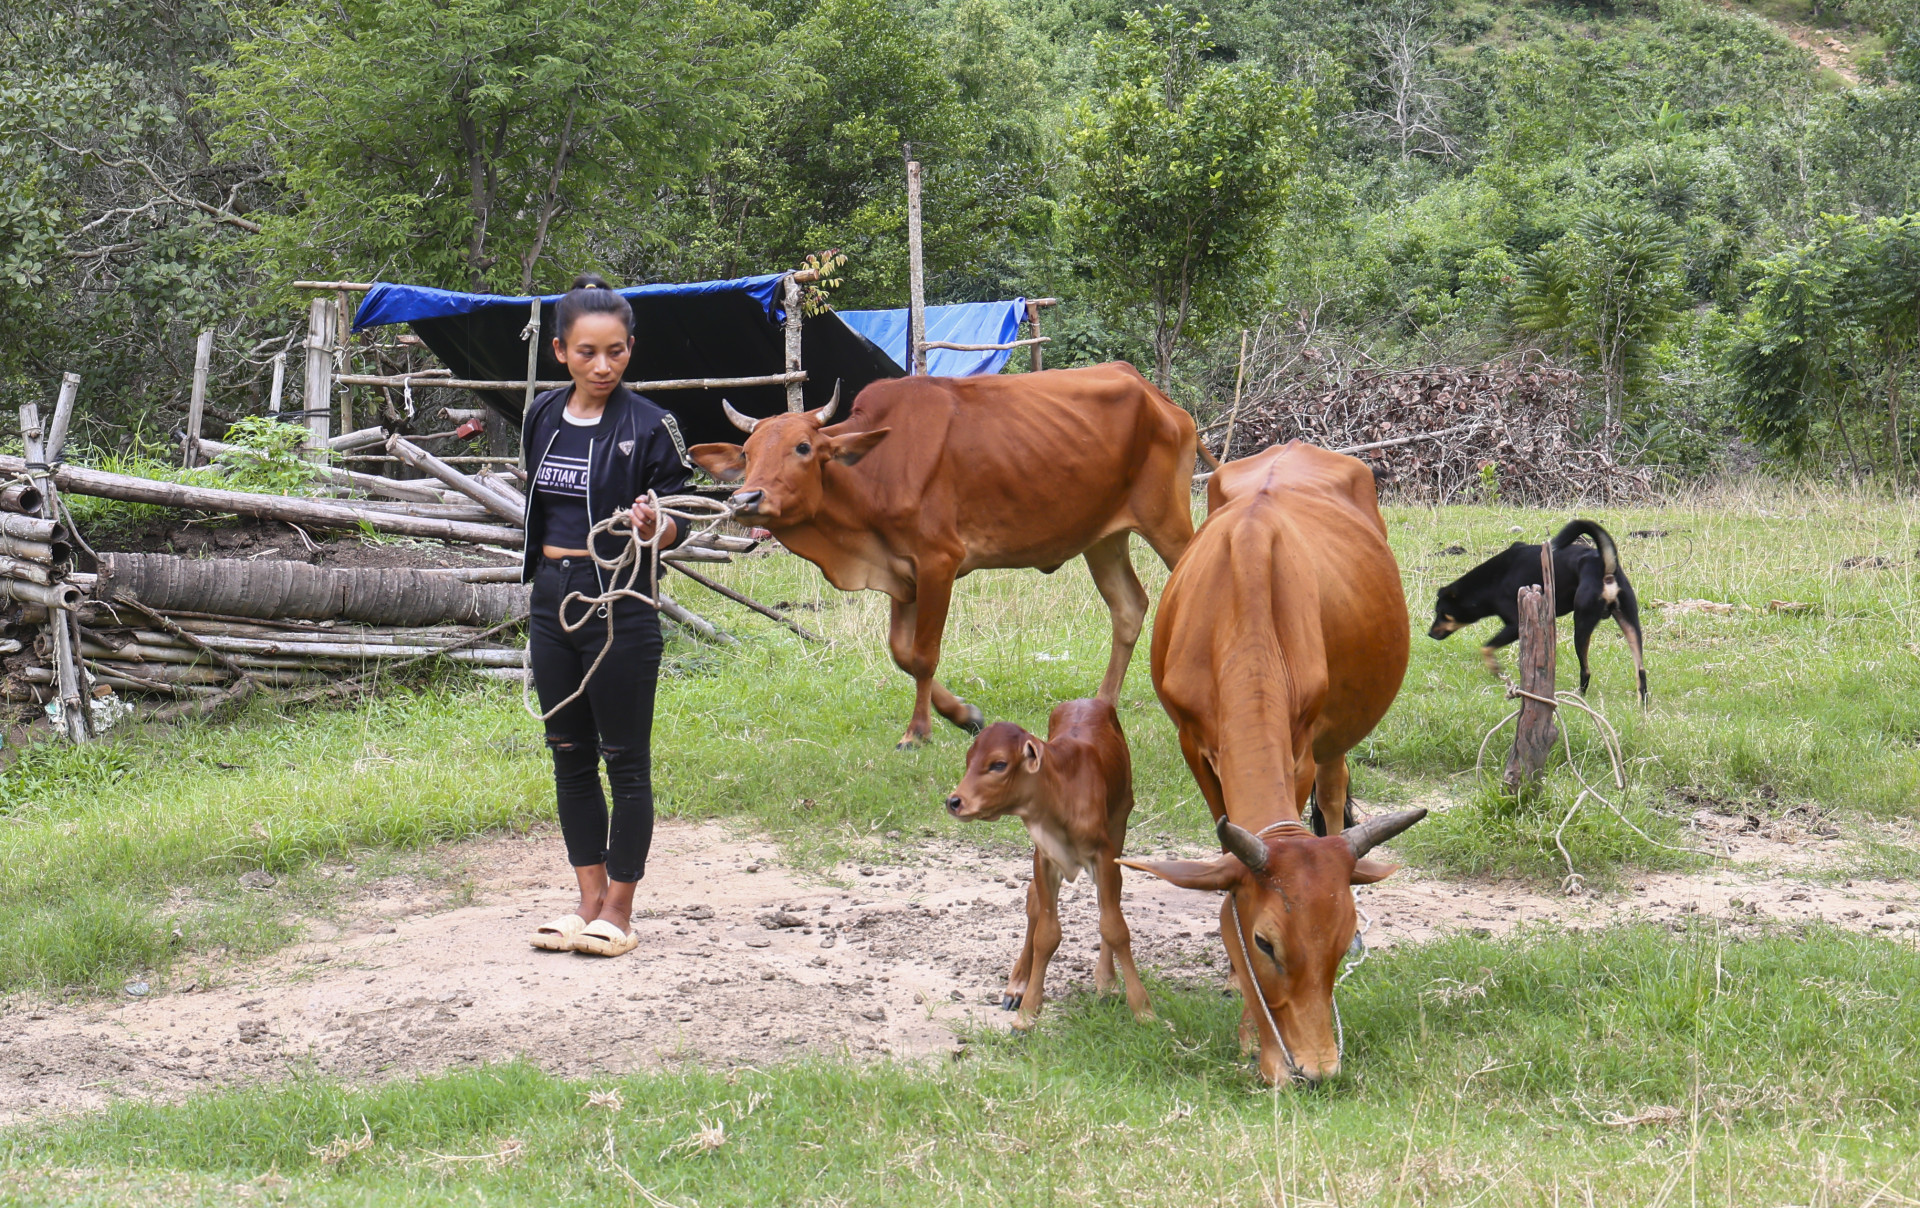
945,794,965,816
728,489,765,515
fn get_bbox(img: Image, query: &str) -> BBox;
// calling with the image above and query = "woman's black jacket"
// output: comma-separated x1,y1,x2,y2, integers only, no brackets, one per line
519,385,695,587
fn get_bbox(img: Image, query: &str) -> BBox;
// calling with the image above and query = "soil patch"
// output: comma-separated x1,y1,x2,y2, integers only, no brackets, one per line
1,817,1914,1125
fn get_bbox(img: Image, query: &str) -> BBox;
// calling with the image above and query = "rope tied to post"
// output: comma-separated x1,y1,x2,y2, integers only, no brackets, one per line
521,492,736,721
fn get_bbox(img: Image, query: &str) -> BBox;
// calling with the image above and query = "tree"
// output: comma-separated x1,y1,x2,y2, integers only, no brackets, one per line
1066,7,1313,388
1345,3,1463,162
209,0,764,294
1512,206,1685,444
1728,214,1920,481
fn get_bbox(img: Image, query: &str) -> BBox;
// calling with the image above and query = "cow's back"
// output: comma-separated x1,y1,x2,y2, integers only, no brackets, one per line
1153,443,1407,813
827,364,1195,571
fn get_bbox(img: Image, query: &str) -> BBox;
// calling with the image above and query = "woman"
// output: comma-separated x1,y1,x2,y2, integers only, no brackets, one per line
524,274,693,957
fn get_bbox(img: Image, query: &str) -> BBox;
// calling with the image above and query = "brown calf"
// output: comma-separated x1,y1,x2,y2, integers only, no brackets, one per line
944,699,1152,1029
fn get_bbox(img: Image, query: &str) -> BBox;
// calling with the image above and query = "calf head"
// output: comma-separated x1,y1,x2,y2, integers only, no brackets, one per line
1120,808,1426,1085
945,722,1042,821
687,384,890,527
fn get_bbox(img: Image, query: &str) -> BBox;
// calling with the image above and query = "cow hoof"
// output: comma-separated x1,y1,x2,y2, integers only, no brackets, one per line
954,704,984,736
1000,994,1022,1011
895,733,927,751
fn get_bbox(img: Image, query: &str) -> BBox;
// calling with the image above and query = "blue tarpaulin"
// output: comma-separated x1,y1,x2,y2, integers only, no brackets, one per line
837,299,1027,376
351,271,789,333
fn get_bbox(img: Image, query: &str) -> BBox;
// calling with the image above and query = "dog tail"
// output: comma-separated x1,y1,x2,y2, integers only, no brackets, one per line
1551,518,1621,580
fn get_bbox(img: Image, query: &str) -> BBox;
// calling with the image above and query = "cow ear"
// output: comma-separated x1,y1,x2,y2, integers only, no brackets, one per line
1117,854,1243,892
829,428,891,466
689,442,745,483
1351,857,1399,885
1021,739,1042,774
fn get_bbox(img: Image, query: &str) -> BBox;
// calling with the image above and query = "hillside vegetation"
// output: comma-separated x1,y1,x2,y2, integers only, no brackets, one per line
1,0,1916,476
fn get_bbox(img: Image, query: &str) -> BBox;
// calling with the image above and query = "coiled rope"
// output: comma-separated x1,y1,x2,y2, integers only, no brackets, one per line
521,492,736,721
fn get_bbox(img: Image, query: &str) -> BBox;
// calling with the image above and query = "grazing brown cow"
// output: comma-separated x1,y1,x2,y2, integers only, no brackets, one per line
1119,441,1426,1085
944,698,1152,1029
688,365,1196,747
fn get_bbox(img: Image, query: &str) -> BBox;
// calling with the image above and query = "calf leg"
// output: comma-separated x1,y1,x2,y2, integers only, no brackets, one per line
1083,533,1149,703
1001,848,1044,1010
1014,856,1065,1030
1095,851,1153,1021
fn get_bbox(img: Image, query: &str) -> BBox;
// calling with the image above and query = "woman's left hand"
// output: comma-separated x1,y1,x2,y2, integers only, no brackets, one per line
631,498,675,546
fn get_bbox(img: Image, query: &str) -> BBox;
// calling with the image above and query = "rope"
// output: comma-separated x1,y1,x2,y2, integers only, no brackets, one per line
521,492,735,721
1475,686,1702,893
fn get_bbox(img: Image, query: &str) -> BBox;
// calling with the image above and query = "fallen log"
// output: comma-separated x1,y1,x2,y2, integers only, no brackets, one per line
197,437,448,504
0,555,52,587
0,455,525,547
0,483,45,515
0,514,59,543
0,533,66,564
95,553,529,626
385,436,524,525
0,579,82,611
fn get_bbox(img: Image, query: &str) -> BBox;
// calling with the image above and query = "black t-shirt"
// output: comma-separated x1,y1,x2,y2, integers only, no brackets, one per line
532,410,599,549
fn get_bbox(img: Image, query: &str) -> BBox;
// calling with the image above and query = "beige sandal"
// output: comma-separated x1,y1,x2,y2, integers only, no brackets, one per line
571,919,639,957
531,914,588,951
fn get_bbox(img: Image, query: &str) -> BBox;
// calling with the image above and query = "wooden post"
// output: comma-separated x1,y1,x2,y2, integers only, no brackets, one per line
522,296,541,414
906,159,926,376
783,275,805,410
267,351,287,417
1027,301,1044,373
1504,540,1558,789
184,329,214,467
336,291,355,434
1220,328,1250,462
303,298,334,451
20,404,88,743
46,372,81,463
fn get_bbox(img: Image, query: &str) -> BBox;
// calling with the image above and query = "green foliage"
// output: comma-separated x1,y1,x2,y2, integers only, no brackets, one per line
1511,206,1686,439
212,414,319,493
208,0,767,294
1728,213,1920,475
1066,7,1314,385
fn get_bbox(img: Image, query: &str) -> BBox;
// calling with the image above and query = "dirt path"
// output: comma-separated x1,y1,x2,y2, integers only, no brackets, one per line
2,815,1915,1126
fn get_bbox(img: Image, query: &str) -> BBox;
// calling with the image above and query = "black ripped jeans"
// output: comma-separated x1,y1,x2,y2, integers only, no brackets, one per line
529,557,663,883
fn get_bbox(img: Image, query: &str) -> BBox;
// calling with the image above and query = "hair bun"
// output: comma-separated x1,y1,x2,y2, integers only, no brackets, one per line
570,273,613,291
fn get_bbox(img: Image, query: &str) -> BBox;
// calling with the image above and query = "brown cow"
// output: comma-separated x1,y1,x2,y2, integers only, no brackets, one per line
1118,441,1426,1085
688,365,1196,747
943,698,1152,1029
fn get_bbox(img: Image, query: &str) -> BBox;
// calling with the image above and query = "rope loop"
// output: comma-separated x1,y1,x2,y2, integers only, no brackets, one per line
522,492,736,721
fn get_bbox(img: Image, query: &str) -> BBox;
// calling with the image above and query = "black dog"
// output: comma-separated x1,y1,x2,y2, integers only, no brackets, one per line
1429,519,1647,703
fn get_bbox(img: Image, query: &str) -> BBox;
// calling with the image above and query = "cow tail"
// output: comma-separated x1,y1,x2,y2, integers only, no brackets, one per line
1551,518,1622,605
1197,442,1221,471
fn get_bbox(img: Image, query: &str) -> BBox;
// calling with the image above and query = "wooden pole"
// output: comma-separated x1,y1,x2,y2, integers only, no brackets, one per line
303,298,334,451
783,274,805,411
385,435,525,524
267,351,287,417
522,296,541,415
1027,301,1044,372
1504,540,1558,789
1220,329,1250,462
47,372,82,463
19,404,89,742
336,291,355,434
184,330,214,467
0,454,525,546
906,159,927,376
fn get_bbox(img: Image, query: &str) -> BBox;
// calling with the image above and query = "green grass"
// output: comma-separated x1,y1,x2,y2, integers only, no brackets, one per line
8,924,1920,1205
4,488,1920,994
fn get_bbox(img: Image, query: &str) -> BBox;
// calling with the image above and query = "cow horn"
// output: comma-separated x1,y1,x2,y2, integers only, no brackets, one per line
1343,808,1430,860
810,379,842,425
722,398,758,434
1216,817,1270,875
